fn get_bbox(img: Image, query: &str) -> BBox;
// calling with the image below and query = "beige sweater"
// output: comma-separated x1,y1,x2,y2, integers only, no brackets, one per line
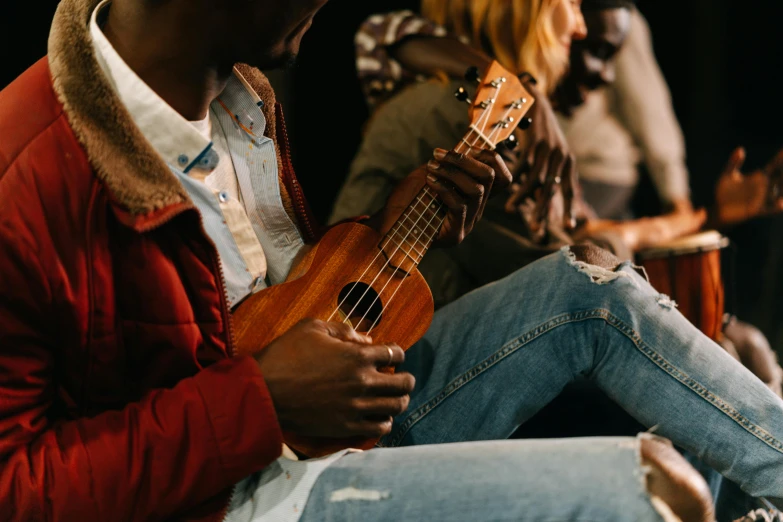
560,8,690,205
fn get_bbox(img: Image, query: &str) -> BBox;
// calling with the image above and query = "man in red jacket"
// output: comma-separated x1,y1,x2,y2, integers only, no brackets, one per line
1,0,782,521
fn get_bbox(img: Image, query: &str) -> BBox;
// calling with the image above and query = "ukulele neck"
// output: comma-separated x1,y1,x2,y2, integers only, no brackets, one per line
378,128,493,271
376,60,533,273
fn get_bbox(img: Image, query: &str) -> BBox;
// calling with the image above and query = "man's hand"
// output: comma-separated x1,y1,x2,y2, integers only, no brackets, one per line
423,147,512,245
254,319,415,439
369,146,512,247
714,146,783,227
504,81,578,233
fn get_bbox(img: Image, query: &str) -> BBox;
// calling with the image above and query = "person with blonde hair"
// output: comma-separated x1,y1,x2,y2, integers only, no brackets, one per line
420,0,574,94
332,0,710,308
356,0,590,231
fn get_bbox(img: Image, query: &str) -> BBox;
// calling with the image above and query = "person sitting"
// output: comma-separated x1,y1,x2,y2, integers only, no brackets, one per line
4,0,783,520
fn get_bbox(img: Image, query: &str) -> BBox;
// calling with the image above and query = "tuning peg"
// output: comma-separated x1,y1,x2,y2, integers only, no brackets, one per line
518,117,533,130
464,66,481,83
454,86,472,104
501,134,518,150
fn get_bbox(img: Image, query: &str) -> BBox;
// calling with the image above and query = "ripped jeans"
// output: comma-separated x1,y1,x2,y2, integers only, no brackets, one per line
269,248,783,521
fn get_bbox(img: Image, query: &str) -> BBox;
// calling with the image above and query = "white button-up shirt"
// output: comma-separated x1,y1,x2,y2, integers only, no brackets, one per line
90,0,306,308
89,3,351,521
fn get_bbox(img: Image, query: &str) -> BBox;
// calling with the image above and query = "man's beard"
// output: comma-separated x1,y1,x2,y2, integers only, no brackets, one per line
245,50,298,72
264,51,298,71
281,53,298,70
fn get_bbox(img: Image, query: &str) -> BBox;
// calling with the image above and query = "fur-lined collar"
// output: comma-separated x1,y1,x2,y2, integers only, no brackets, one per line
48,0,283,217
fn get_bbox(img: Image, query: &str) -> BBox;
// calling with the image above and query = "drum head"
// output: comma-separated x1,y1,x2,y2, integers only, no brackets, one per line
636,230,729,261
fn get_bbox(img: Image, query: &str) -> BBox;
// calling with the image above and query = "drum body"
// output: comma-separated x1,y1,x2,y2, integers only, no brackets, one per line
635,231,729,341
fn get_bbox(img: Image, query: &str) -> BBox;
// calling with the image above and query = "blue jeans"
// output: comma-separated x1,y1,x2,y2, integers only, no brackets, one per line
298,248,783,520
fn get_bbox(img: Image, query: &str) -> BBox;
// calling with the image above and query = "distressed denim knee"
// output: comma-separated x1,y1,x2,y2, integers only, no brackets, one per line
562,244,680,309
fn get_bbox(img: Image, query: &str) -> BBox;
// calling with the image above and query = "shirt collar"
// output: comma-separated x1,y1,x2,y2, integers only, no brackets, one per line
89,0,212,173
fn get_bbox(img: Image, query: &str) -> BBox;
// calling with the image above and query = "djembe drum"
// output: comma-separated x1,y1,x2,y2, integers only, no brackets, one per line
635,230,730,341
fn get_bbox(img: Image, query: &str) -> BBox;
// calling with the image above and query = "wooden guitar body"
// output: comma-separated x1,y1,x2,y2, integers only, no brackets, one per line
232,222,434,456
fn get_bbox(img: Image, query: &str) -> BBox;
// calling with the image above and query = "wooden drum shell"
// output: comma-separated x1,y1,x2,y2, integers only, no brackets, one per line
635,231,729,342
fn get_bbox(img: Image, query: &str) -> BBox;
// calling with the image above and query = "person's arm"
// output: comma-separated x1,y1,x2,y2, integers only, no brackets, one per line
0,233,284,521
356,12,579,232
576,207,707,256
612,8,691,210
355,10,453,110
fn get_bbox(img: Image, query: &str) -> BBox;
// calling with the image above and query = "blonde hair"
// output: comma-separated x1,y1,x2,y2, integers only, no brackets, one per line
421,0,570,94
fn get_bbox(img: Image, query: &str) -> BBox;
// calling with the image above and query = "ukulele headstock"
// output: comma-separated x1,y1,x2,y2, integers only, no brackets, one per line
456,61,535,151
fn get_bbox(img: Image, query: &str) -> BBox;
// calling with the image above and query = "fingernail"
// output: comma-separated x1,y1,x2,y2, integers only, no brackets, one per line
426,173,439,184
427,159,441,170
433,148,447,160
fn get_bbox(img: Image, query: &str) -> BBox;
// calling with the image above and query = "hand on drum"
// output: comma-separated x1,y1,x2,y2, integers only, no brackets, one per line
580,208,707,253
714,146,783,227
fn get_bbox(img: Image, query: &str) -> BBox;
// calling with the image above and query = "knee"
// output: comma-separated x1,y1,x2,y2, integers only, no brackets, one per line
641,436,715,522
568,243,623,270
724,319,783,398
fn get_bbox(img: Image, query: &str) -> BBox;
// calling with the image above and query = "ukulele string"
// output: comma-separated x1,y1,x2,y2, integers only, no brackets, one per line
363,151,465,335
364,106,515,335
359,193,446,333
326,130,493,322
333,79,513,330
354,86,509,331
333,129,486,327
330,85,505,326
410,90,517,231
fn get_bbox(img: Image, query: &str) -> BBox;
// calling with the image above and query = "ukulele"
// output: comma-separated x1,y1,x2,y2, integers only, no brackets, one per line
232,61,534,458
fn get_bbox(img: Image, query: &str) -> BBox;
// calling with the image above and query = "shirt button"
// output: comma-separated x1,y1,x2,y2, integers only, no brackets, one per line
177,154,189,166
218,191,229,203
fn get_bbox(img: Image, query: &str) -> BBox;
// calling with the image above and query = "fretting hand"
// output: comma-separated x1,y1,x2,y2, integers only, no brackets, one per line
424,148,512,246
714,146,783,227
254,319,415,439
370,147,512,247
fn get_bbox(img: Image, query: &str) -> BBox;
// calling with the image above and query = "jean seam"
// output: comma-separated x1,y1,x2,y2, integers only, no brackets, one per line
384,309,610,447
384,309,783,455
602,313,783,455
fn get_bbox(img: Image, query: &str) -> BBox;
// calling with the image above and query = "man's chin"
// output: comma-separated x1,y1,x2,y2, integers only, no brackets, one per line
266,51,298,70
281,53,298,70
245,51,298,71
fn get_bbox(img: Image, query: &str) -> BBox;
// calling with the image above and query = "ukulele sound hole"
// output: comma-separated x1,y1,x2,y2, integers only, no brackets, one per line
337,282,384,332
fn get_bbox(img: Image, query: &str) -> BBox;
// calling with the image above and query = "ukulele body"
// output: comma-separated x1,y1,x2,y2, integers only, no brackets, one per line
231,221,434,457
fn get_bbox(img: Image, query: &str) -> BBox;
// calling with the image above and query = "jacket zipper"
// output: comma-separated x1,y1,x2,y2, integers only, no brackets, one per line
130,106,302,522
274,103,319,243
209,239,236,358
137,207,236,358
134,205,238,521
220,482,240,522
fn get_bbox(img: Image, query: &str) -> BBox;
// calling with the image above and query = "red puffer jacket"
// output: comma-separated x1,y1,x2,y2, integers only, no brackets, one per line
0,0,320,520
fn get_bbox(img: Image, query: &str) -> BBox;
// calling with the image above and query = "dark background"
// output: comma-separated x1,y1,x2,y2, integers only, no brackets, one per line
3,0,782,351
